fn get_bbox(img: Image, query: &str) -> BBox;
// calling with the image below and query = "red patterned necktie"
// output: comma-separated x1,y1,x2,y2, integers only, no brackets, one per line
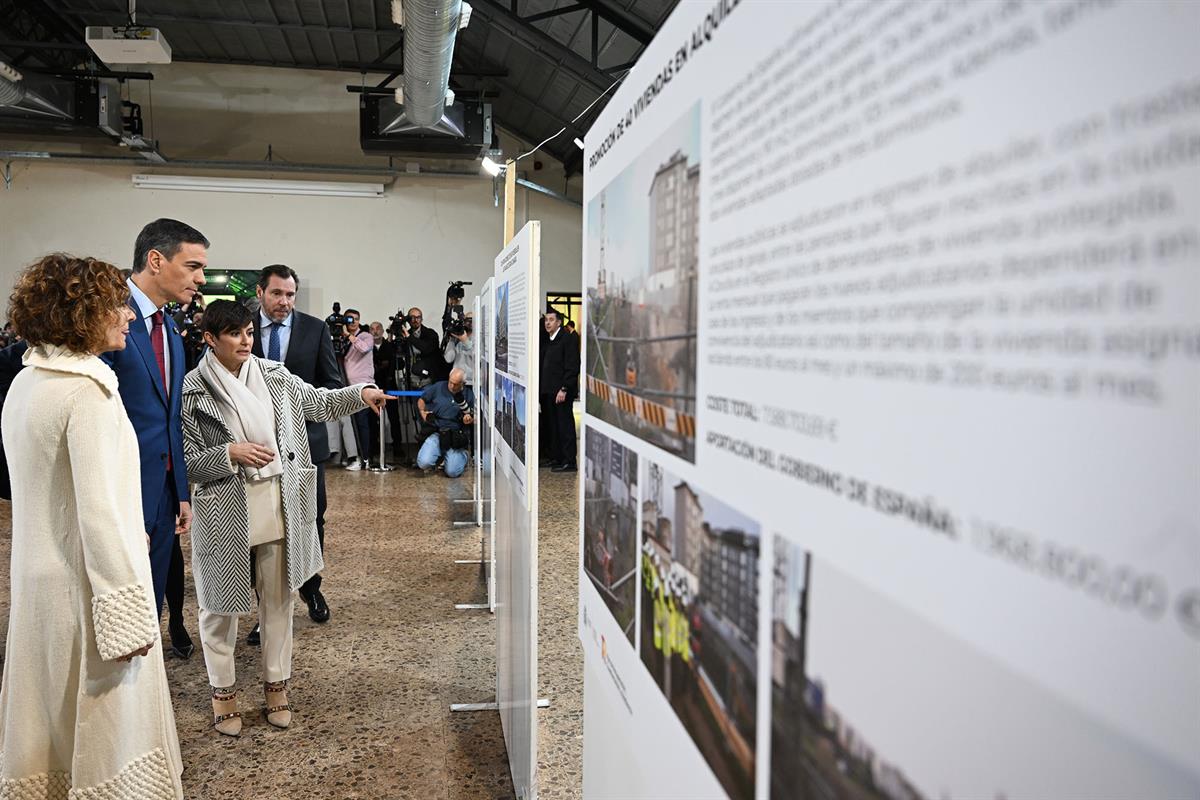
150,311,172,471
150,311,168,392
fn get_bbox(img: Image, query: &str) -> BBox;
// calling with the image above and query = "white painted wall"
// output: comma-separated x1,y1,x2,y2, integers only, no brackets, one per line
0,61,583,322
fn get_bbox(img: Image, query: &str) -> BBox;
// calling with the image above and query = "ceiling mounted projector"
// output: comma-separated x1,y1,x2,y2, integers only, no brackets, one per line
85,26,172,64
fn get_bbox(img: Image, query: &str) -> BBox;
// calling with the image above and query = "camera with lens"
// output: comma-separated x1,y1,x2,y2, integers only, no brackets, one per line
446,306,473,337
169,294,207,368
387,307,410,339
443,280,473,338
326,302,355,355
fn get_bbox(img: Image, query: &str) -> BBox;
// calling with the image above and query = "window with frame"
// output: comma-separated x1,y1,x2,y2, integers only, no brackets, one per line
545,292,582,327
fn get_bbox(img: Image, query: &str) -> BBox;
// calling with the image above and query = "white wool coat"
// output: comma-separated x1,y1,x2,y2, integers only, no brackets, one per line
0,345,183,800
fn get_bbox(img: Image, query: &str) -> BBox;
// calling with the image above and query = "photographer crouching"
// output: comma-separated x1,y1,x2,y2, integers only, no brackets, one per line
415,368,474,478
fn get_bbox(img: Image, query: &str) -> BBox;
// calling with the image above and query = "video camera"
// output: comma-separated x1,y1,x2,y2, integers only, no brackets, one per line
387,307,412,340
326,302,356,355
180,296,205,345
443,280,473,337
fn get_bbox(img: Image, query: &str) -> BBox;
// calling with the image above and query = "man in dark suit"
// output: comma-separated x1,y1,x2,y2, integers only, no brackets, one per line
252,264,343,627
100,218,208,643
540,307,581,472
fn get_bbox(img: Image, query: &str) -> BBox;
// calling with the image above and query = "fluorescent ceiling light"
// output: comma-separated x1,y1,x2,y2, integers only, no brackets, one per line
481,156,503,176
573,137,584,150
131,174,385,198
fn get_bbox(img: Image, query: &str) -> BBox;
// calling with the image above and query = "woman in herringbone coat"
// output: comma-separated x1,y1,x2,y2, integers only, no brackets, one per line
0,255,184,798
181,301,390,735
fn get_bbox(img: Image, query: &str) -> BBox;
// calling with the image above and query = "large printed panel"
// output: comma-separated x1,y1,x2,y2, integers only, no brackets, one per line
495,222,540,800
477,280,495,603
580,1,1200,798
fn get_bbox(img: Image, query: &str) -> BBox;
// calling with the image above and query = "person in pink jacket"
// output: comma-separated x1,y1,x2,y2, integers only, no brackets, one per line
340,308,376,470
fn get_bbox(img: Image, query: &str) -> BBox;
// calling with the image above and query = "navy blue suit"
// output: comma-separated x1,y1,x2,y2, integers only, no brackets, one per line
100,297,190,614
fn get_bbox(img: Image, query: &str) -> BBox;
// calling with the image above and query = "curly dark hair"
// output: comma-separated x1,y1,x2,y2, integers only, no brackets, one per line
8,253,130,353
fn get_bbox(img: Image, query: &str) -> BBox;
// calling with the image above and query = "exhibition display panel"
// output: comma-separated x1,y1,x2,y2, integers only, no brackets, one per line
494,222,542,800
578,2,1200,798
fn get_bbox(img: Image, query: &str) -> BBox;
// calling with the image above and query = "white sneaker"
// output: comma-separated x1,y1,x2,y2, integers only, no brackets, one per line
346,460,364,471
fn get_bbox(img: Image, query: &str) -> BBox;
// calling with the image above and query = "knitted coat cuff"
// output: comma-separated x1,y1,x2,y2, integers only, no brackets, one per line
91,584,157,661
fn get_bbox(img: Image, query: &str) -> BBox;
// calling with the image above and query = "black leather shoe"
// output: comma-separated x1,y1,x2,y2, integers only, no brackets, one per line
247,622,261,646
169,626,194,658
305,590,330,623
551,462,577,473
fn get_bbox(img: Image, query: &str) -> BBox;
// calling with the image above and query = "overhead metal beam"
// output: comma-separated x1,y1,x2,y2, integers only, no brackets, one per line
456,69,586,141
606,59,637,74
56,7,398,38
20,66,155,80
590,11,598,67
371,37,405,66
522,4,586,24
469,0,613,95
0,151,583,205
0,0,98,70
0,39,89,51
340,59,507,77
347,85,500,99
374,70,401,89
576,0,655,45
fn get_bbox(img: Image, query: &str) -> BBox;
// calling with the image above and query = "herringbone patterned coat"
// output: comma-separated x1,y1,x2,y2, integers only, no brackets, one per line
181,357,368,615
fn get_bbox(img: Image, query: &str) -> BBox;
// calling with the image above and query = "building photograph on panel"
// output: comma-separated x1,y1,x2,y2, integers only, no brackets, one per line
640,460,760,800
582,427,638,643
586,104,700,462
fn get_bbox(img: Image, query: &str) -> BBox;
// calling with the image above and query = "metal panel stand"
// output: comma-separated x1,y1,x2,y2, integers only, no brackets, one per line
368,408,396,473
451,699,551,712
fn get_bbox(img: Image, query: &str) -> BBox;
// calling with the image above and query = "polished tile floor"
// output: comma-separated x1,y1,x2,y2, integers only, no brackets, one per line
0,464,584,800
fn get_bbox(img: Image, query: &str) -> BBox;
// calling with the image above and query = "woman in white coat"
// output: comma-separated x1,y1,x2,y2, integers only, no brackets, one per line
0,254,184,798
182,300,390,735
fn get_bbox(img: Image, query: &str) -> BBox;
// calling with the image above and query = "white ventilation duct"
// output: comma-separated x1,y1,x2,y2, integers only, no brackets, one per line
387,0,471,134
0,62,75,120
0,62,24,106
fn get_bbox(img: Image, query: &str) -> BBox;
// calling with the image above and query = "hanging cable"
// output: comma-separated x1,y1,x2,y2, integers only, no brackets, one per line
514,70,628,163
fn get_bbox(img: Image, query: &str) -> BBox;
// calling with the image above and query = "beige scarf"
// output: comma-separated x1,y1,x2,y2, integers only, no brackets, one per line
198,351,283,482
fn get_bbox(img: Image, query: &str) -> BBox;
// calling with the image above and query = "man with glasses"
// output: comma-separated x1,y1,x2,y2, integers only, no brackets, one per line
250,264,342,627
397,307,441,389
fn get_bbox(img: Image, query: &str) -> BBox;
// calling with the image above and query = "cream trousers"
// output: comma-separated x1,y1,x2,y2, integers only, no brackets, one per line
199,539,293,688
